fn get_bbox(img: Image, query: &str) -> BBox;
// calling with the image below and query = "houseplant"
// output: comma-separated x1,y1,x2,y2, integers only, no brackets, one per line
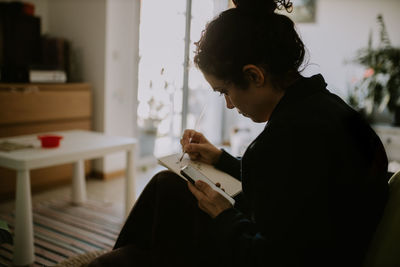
0,219,12,244
138,68,171,157
138,94,167,157
348,15,400,125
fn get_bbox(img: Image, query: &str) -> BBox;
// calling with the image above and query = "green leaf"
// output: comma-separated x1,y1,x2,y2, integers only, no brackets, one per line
0,220,12,244
0,220,10,233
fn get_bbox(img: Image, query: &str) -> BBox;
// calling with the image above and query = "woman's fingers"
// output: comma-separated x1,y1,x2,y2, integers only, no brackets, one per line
189,132,204,143
187,181,206,201
182,130,206,144
185,144,211,162
188,152,200,161
182,129,196,141
187,180,232,218
180,129,221,164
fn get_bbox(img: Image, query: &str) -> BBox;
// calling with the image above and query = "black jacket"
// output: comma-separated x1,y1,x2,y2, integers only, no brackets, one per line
213,74,389,267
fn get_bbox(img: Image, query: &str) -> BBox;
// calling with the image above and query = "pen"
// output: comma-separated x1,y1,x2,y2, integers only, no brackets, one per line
179,103,207,162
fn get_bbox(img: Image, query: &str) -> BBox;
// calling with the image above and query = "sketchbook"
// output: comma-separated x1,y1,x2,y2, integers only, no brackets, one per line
158,153,242,197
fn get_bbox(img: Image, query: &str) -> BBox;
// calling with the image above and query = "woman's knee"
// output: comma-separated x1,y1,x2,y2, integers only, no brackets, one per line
151,170,186,188
148,170,195,202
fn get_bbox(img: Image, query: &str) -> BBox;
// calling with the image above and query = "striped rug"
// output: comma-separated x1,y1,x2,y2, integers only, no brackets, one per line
0,198,124,266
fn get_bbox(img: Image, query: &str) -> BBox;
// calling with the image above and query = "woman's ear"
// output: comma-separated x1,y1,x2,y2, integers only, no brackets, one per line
242,65,265,87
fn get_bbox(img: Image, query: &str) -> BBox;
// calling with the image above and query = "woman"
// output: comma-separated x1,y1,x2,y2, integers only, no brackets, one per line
90,0,389,266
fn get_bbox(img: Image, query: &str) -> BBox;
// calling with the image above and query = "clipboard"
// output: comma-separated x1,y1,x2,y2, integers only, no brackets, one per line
158,153,242,197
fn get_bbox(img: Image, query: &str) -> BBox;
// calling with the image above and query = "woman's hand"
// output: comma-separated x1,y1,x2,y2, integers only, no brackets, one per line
187,180,233,218
180,129,222,165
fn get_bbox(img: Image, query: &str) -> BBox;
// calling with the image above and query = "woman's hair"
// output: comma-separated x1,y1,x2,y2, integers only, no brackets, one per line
194,0,306,89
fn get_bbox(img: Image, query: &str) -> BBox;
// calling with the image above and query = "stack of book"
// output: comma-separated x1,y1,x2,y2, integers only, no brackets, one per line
29,69,67,83
29,35,70,83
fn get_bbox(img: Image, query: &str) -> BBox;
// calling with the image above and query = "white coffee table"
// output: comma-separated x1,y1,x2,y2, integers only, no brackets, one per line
0,130,137,266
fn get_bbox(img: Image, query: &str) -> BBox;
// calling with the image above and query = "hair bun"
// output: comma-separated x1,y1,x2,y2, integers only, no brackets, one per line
232,0,293,14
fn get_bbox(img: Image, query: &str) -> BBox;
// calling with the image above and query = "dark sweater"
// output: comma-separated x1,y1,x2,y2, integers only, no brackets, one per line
213,74,389,267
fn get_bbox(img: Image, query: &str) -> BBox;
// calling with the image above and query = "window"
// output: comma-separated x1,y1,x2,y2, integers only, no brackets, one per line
137,0,229,159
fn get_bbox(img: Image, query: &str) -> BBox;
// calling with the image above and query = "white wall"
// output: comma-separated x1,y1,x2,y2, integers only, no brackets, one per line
46,0,108,172
298,0,400,98
47,0,107,134
45,0,140,174
103,0,140,172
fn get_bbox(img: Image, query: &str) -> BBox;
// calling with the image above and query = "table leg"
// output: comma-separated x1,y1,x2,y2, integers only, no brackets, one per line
72,160,87,204
125,148,136,216
13,169,35,266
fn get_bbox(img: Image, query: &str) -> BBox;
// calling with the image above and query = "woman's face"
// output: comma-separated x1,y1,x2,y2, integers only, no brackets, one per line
203,71,284,123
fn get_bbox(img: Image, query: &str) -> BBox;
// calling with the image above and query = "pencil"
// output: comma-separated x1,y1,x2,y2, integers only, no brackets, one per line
179,103,208,162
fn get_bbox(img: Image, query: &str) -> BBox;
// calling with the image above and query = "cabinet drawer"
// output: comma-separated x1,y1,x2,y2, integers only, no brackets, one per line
0,119,91,138
0,83,91,124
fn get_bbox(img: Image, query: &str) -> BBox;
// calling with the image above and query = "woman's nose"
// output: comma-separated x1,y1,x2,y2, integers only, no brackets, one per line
225,95,235,109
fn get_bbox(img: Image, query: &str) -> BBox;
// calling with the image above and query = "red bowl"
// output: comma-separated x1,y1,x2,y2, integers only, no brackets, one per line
38,135,63,148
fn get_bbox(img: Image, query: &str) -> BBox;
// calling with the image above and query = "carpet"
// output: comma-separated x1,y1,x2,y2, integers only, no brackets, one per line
0,198,124,266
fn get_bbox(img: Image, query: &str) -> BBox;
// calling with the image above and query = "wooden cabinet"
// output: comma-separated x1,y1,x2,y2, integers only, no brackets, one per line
0,83,92,200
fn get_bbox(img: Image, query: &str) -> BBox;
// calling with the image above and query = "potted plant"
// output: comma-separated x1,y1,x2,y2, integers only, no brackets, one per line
138,68,171,157
0,219,12,245
347,15,400,125
138,95,167,157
